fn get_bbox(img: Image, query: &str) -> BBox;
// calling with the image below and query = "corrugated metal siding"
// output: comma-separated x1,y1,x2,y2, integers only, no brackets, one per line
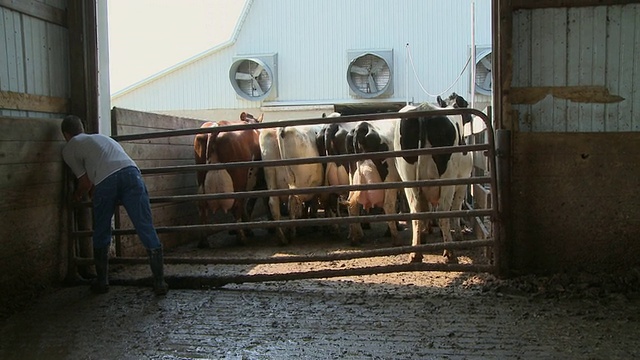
112,0,492,112
0,5,69,118
512,4,640,132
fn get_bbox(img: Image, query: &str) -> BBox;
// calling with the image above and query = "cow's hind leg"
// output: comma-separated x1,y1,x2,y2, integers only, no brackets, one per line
438,185,458,263
383,189,400,246
403,187,423,263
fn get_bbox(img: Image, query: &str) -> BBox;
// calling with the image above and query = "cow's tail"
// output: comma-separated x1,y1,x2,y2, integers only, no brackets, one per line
276,127,298,186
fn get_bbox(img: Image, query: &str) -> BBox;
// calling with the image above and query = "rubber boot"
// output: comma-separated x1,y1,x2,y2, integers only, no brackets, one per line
90,246,109,294
147,247,169,295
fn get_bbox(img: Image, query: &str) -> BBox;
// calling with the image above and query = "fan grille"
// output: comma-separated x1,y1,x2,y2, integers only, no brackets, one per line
229,56,276,101
347,53,392,98
474,51,492,95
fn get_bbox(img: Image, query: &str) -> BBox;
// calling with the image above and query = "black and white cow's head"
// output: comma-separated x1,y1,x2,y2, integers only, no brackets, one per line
437,92,472,126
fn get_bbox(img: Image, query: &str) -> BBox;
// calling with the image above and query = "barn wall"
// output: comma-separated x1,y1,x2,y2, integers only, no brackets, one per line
511,4,639,132
511,132,640,273
505,2,640,274
0,3,70,119
111,0,493,113
0,0,74,319
111,108,203,256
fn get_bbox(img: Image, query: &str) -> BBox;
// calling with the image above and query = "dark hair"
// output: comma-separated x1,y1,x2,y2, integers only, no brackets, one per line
61,115,85,136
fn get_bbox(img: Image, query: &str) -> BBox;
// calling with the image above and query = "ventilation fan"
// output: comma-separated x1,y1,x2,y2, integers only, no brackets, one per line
474,47,492,95
347,50,393,98
229,54,277,101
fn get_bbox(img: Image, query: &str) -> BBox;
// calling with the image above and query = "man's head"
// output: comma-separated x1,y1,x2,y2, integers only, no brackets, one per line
61,115,85,141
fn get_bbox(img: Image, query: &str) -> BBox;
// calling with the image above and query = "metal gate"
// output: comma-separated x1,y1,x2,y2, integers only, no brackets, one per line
67,107,504,288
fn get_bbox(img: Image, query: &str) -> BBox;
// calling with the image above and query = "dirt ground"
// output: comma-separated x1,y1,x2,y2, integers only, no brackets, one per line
1,222,640,359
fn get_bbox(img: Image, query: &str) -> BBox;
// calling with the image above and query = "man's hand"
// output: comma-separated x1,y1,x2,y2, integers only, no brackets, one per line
73,174,93,202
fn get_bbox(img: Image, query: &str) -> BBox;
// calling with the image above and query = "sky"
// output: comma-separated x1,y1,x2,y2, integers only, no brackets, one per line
107,0,246,94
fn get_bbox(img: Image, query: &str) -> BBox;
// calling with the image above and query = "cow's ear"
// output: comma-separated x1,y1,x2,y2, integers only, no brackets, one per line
437,96,446,108
455,96,468,108
257,113,264,123
322,113,327,118
240,112,247,121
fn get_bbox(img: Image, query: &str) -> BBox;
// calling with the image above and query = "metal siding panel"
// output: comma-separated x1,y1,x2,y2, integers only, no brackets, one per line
605,6,622,132
618,5,635,131
634,6,640,131
113,0,493,111
591,6,607,132
552,8,568,132
566,8,581,132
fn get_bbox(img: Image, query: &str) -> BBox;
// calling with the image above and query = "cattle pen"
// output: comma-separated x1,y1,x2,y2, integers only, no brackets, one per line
67,107,504,289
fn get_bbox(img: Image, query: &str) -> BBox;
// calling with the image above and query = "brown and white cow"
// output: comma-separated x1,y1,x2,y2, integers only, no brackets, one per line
394,99,473,263
259,124,325,245
194,112,264,246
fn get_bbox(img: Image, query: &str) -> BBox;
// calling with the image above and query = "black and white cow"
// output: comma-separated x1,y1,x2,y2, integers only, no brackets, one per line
319,117,401,246
394,98,473,263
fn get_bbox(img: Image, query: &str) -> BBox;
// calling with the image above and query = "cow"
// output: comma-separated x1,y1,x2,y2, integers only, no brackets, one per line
194,112,264,247
342,118,402,246
437,93,474,240
315,113,351,222
394,98,473,263
319,116,402,246
259,124,324,245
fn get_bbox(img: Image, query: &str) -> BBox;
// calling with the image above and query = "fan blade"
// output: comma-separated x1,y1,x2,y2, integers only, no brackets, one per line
252,64,264,77
480,58,492,71
482,73,492,89
368,74,378,92
370,59,386,74
350,65,370,76
252,79,264,96
235,72,254,81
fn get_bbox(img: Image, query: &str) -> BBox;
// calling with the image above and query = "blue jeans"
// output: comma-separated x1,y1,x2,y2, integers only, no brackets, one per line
92,166,162,250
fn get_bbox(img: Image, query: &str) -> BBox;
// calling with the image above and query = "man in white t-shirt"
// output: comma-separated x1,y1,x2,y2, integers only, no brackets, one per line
61,115,168,295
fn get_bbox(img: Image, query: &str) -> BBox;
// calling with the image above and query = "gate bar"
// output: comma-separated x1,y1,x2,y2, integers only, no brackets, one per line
70,208,494,237
74,239,495,266
110,262,495,288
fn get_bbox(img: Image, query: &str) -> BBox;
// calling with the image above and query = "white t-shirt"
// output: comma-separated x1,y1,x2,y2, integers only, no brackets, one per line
62,133,137,185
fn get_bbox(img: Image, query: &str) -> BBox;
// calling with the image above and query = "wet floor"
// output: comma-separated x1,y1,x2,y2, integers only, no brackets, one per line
2,224,639,359
1,278,639,359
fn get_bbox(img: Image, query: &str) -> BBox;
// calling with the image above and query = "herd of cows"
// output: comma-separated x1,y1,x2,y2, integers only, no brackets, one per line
193,93,476,263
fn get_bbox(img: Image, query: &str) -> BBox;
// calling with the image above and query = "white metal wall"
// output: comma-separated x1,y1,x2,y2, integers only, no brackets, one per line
111,0,492,112
0,1,69,118
512,4,640,132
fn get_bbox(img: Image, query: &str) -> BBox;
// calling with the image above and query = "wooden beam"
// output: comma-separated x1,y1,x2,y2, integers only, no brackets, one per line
512,0,640,9
0,90,69,113
0,0,67,26
510,86,625,104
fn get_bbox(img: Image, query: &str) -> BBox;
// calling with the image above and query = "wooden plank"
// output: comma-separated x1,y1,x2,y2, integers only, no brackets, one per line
120,142,193,161
0,182,62,212
510,86,625,105
116,125,195,146
0,0,67,26
0,140,65,164
0,162,63,189
0,116,63,140
0,90,69,113
0,205,61,256
112,107,206,131
512,0,640,9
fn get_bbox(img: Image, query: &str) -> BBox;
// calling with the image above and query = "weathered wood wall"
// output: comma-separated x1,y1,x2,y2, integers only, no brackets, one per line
111,107,203,256
0,116,67,317
510,132,640,273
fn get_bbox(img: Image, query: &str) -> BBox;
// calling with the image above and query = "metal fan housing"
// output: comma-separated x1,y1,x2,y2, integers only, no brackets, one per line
346,50,393,99
229,54,277,101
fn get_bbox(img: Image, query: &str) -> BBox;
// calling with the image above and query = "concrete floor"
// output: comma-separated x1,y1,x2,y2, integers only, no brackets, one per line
1,277,639,360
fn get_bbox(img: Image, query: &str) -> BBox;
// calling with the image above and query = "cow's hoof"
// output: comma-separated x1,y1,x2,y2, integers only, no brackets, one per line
410,254,423,263
443,251,458,264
